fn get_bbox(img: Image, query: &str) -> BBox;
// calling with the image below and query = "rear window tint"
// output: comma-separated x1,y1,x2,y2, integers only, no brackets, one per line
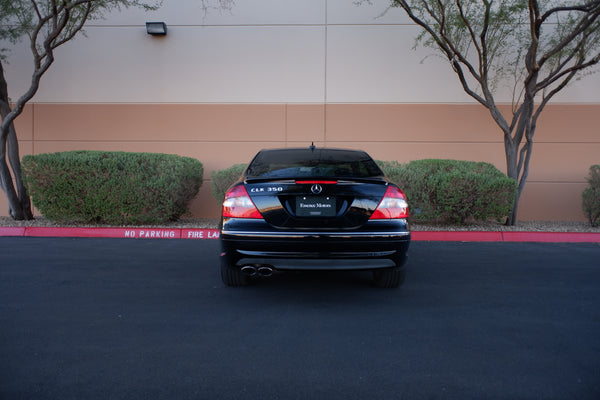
245,148,383,179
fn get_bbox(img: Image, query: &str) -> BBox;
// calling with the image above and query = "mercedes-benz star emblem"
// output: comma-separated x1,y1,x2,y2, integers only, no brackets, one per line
311,184,323,194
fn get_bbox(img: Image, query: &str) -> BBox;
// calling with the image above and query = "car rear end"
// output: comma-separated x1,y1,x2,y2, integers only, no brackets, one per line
219,147,411,287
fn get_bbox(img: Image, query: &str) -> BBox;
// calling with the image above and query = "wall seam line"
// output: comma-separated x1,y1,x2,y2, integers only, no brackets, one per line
324,0,328,146
285,104,288,146
32,104,35,155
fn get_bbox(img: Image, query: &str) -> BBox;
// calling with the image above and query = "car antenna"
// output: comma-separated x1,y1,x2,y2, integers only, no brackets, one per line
310,142,315,151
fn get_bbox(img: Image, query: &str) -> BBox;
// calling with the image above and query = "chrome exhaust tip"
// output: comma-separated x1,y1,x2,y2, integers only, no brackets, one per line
240,265,257,276
257,266,274,277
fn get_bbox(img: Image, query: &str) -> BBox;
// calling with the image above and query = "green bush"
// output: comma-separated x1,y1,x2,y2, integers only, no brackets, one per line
582,165,600,227
22,151,203,225
210,163,247,205
378,159,517,224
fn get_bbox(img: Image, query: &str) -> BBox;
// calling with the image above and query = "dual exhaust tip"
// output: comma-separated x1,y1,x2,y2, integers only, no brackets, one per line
241,265,274,277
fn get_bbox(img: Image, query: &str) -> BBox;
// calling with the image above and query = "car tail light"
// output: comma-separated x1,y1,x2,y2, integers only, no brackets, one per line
222,185,262,219
295,180,338,185
370,186,409,219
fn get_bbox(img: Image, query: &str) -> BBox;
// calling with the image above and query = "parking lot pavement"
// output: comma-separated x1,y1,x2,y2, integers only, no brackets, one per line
1,238,599,400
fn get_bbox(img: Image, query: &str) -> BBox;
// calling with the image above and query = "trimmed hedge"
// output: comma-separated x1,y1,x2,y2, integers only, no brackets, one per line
22,151,203,225
582,165,600,227
210,163,247,204
378,159,517,224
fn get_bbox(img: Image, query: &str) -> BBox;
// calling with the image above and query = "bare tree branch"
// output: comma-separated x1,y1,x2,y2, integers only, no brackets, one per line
537,3,600,69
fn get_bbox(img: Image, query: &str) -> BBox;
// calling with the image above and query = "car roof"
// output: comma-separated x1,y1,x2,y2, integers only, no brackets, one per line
253,147,372,159
244,147,384,179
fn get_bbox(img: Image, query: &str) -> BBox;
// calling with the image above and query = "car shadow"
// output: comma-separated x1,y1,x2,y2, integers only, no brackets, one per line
249,269,377,288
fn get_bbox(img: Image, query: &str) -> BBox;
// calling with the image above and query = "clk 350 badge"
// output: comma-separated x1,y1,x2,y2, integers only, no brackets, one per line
250,186,284,193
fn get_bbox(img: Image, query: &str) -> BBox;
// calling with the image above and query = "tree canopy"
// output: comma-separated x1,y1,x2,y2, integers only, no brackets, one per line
388,0,600,224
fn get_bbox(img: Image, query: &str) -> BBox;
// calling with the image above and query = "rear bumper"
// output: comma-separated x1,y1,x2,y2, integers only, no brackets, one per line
235,257,398,271
221,230,410,239
220,219,410,271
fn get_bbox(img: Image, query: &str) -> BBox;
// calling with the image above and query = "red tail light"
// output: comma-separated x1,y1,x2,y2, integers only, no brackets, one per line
295,180,338,185
370,186,409,219
222,185,262,219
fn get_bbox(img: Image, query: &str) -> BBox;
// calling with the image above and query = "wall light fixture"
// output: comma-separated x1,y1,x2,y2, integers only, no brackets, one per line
146,22,167,36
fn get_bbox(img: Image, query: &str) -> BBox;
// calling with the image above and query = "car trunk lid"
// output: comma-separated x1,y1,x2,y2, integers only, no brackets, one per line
244,178,388,229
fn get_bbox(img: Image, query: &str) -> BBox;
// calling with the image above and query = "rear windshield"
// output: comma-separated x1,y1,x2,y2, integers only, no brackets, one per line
245,148,384,179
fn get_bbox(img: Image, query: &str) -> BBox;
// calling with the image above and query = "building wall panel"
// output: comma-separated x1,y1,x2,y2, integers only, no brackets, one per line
6,25,327,103
13,105,34,142
326,25,475,103
33,104,287,142
4,13,599,105
286,105,326,143
535,105,600,142
325,104,502,142
526,143,599,183
96,0,327,26
518,182,588,222
327,0,411,24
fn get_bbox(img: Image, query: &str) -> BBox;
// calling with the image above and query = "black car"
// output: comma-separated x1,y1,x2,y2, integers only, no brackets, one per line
219,146,411,288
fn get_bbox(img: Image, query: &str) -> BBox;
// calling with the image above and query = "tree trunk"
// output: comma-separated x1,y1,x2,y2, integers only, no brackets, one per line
0,119,33,220
504,138,520,226
504,97,535,226
0,63,33,220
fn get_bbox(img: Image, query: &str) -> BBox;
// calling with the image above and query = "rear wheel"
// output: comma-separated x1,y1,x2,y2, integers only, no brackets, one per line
372,268,406,288
221,258,249,287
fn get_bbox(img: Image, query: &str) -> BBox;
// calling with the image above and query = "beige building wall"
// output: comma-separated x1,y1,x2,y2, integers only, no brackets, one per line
1,0,599,221
3,102,598,221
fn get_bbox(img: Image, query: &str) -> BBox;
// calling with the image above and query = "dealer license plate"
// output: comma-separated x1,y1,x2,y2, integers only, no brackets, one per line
296,196,336,217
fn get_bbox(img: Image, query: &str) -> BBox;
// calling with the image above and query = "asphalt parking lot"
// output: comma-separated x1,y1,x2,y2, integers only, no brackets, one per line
1,237,599,400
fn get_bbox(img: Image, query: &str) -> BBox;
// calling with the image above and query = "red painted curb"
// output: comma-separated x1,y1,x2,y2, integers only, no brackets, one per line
0,227,221,240
411,231,504,242
501,231,600,243
0,227,25,237
0,227,599,242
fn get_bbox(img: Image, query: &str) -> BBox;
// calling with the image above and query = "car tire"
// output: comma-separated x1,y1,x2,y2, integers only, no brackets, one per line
221,258,249,287
372,268,406,288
